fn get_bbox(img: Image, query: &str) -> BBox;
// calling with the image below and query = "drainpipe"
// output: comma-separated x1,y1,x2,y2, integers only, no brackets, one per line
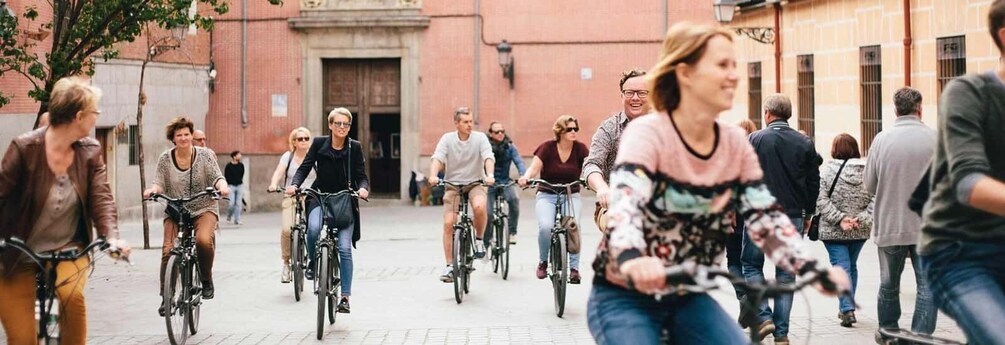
241,0,248,128
903,0,912,86
473,0,480,126
773,2,782,93
662,0,668,34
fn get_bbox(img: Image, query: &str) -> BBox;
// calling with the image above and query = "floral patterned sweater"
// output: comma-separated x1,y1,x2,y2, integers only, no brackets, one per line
592,113,820,289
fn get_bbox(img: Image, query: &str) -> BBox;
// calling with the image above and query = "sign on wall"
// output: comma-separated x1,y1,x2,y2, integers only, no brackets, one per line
271,94,288,117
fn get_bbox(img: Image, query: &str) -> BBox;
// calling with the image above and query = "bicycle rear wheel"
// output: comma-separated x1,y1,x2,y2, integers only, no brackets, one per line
316,246,329,340
163,255,189,345
188,259,202,335
292,229,305,302
550,234,568,318
452,227,464,304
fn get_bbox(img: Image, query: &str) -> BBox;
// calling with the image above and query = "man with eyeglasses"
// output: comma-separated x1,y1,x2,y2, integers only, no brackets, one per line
485,122,526,246
582,69,651,231
428,107,495,283
193,129,208,147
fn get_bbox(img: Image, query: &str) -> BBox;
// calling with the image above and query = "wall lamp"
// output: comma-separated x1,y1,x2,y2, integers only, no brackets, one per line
713,0,776,45
496,39,514,89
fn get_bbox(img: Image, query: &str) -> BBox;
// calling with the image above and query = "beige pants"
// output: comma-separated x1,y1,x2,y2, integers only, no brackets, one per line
161,213,218,286
0,256,91,345
280,196,297,262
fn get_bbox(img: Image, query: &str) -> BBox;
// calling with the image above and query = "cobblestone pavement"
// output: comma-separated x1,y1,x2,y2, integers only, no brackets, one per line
1,196,965,344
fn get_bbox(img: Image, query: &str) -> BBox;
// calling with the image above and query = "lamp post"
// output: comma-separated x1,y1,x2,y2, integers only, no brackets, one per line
713,0,775,44
497,39,514,89
1,1,14,18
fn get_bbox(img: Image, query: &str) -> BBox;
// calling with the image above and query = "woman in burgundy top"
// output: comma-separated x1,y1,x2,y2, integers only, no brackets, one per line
518,115,590,283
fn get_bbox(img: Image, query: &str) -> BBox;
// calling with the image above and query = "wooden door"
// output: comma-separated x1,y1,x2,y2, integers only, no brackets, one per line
323,59,401,196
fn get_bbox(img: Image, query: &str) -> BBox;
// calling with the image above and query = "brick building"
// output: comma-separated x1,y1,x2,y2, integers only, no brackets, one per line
722,0,998,158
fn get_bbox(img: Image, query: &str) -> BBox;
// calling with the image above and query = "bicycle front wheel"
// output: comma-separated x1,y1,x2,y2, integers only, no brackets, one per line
501,219,511,280
452,227,465,304
550,234,568,318
292,229,305,302
163,255,189,345
188,258,202,335
316,246,330,340
328,250,340,325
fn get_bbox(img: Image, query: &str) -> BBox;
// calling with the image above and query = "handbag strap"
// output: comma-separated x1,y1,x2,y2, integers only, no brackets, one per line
827,160,849,198
345,140,352,190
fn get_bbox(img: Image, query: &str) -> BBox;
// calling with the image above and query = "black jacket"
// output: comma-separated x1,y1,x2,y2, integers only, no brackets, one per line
748,120,822,217
291,135,370,246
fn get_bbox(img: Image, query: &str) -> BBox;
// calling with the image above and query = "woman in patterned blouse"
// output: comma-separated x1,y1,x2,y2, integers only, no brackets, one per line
585,23,849,345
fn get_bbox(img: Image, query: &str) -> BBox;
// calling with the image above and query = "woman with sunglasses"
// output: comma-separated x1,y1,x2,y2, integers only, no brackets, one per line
268,127,316,283
286,108,369,314
518,115,589,284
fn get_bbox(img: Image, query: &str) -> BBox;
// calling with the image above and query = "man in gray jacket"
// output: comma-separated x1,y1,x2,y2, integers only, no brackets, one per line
864,87,937,335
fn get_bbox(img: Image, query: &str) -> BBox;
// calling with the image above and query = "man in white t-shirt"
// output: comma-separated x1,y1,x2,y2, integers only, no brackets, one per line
428,107,496,283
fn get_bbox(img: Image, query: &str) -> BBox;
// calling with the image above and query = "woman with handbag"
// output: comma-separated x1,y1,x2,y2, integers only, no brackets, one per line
286,108,369,313
815,133,873,327
268,127,316,283
517,115,590,284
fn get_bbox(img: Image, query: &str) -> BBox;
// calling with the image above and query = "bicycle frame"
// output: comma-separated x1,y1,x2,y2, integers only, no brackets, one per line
0,237,110,344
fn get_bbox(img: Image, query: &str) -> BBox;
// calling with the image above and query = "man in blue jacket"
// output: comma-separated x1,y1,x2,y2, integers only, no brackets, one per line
485,121,526,246
742,93,822,345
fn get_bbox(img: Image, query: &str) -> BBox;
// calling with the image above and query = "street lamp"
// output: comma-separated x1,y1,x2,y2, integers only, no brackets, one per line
497,39,514,89
1,1,15,18
149,24,188,57
713,0,775,44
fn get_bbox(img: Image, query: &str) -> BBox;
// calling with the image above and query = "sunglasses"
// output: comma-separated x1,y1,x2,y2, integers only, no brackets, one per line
295,137,311,142
491,129,505,135
563,127,580,133
330,121,351,128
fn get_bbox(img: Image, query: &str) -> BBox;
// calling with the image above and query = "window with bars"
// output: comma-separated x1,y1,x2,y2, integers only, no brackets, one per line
748,62,763,129
128,125,139,166
797,55,815,139
937,36,966,98
860,46,882,155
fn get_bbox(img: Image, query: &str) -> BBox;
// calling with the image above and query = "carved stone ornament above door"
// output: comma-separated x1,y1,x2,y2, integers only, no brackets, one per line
301,0,325,8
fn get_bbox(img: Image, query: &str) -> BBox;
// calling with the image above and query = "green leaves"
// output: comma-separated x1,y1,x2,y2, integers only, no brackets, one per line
0,0,280,111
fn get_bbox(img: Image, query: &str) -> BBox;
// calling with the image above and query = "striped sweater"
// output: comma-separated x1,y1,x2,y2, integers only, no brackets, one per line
592,112,818,289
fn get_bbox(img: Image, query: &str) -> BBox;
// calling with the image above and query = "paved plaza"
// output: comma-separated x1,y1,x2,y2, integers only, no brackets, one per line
2,195,965,344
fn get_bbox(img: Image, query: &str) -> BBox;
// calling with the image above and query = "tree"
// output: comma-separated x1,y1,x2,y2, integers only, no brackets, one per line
0,0,235,128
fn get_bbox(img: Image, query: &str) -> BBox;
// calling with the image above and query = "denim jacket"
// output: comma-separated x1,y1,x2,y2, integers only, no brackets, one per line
491,138,526,184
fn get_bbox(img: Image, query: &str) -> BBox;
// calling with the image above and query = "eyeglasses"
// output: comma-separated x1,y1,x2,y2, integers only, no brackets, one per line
622,90,649,98
295,137,311,142
193,138,206,142
563,127,579,133
331,121,351,128
490,129,505,135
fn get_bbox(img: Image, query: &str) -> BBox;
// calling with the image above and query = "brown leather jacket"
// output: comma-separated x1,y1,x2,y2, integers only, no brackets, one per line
0,128,118,270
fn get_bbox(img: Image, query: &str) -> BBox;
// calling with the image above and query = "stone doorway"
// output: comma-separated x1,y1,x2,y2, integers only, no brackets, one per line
323,58,402,196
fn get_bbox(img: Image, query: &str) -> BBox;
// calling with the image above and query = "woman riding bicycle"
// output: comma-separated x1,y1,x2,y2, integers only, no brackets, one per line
143,116,230,306
518,114,589,284
268,127,316,283
286,108,369,314
586,23,849,345
0,77,130,344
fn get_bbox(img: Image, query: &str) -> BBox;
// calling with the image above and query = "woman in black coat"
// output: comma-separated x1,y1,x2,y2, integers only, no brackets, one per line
287,107,369,313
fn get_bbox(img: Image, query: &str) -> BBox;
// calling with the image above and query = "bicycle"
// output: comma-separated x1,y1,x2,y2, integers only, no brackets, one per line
146,187,225,345
487,182,515,280
439,180,484,304
268,188,309,302
0,236,128,345
624,261,842,345
299,187,364,340
524,178,585,318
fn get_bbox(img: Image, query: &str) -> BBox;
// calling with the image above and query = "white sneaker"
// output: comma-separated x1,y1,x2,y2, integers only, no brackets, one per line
473,241,486,259
281,264,291,283
440,265,453,283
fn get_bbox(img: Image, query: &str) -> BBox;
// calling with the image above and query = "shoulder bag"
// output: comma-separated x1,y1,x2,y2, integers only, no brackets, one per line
809,159,848,241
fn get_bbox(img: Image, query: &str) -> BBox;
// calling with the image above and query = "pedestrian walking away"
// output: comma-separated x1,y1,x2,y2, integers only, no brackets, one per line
225,151,245,225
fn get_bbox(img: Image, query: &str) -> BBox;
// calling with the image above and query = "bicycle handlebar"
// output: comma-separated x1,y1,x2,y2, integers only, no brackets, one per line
523,179,587,191
145,188,225,204
436,180,485,189
299,187,368,202
0,237,129,268
628,261,841,298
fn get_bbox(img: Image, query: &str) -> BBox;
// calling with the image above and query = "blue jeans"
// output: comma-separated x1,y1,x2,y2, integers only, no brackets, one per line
878,244,937,333
741,216,802,337
726,223,746,301
485,184,520,246
587,282,747,345
227,184,244,223
921,241,1005,345
824,240,866,313
306,206,354,295
536,192,580,270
